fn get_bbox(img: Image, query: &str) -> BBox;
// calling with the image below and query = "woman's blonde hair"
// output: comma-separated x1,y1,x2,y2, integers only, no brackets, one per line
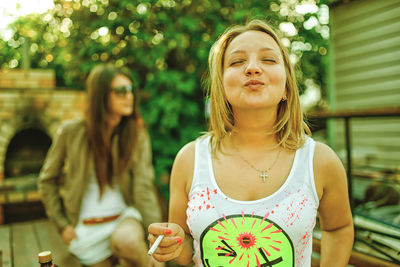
206,19,310,152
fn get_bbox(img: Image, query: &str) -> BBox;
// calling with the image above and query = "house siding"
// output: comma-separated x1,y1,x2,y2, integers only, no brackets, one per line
329,0,400,169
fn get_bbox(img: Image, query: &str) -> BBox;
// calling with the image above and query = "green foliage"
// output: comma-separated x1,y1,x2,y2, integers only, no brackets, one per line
0,0,330,198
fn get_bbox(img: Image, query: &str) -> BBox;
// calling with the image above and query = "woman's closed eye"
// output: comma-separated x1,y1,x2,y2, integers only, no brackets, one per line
230,59,245,66
262,58,277,63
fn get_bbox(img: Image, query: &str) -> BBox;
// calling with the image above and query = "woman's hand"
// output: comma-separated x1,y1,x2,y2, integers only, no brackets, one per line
147,256,165,267
148,222,185,262
61,225,77,245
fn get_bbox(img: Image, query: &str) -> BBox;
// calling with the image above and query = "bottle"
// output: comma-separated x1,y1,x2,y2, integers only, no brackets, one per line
38,251,58,267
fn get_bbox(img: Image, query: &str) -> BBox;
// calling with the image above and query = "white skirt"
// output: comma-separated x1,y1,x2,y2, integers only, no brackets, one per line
68,207,142,265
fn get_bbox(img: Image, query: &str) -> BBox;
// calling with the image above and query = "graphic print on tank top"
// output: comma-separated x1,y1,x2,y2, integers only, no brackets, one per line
200,213,294,267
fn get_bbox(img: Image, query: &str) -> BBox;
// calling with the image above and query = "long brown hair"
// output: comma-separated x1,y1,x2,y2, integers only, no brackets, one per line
85,64,140,192
207,19,310,153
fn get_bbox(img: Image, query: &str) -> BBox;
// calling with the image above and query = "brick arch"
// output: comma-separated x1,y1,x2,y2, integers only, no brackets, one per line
0,115,55,179
0,89,86,179
4,127,52,178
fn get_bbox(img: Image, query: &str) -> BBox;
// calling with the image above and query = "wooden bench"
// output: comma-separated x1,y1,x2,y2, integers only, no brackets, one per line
0,175,41,205
0,175,48,225
0,220,81,267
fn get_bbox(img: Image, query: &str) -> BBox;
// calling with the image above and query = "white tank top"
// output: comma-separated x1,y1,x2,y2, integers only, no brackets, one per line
79,171,127,220
186,136,319,267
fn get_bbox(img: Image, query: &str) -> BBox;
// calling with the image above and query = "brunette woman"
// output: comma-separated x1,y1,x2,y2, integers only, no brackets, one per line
39,64,164,267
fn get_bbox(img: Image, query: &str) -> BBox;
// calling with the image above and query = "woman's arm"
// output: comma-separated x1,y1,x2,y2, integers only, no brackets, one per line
38,123,70,232
148,141,195,265
133,128,162,229
314,142,354,267
168,142,195,265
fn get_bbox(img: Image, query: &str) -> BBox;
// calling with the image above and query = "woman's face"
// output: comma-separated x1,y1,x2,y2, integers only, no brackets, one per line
223,30,286,111
108,74,134,117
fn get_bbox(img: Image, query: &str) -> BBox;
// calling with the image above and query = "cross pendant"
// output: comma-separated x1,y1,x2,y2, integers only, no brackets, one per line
260,171,268,183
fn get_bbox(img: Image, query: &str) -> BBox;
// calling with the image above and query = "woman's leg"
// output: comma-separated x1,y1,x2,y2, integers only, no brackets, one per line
110,218,149,267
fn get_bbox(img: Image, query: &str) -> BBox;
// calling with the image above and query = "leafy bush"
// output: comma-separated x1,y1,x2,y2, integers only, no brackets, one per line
1,0,329,198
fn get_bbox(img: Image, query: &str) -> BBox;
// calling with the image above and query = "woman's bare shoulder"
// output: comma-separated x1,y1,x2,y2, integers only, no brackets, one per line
171,140,197,194
313,141,347,190
314,141,342,168
173,141,196,173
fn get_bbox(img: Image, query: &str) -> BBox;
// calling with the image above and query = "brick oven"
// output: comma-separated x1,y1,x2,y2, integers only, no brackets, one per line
0,69,86,223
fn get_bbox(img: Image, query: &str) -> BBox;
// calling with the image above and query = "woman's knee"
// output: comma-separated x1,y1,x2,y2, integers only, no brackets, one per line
111,218,147,256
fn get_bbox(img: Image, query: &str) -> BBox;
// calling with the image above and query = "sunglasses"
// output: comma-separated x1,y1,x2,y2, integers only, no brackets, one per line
111,85,134,97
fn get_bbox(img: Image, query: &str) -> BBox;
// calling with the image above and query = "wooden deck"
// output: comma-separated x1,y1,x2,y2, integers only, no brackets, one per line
0,219,398,267
0,220,81,267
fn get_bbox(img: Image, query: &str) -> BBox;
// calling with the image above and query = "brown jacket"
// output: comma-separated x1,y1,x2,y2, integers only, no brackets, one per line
38,118,161,232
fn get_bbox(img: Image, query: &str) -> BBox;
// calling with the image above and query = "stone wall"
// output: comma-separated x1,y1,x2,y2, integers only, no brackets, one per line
0,69,55,89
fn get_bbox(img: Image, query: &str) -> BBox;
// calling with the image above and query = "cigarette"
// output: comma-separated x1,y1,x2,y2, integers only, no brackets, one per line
148,235,164,256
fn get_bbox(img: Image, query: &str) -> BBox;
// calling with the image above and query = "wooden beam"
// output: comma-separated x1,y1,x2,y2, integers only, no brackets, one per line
307,107,400,119
0,225,11,267
11,222,40,267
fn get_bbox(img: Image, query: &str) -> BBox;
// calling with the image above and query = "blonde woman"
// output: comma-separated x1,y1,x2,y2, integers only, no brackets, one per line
148,20,353,266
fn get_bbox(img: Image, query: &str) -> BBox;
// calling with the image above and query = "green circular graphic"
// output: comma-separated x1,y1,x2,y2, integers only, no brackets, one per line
200,214,294,266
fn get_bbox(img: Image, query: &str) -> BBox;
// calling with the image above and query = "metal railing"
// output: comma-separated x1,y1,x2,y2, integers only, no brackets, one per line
307,107,400,209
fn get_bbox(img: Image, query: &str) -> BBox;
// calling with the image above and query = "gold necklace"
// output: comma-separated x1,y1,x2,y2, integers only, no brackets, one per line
231,137,282,183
